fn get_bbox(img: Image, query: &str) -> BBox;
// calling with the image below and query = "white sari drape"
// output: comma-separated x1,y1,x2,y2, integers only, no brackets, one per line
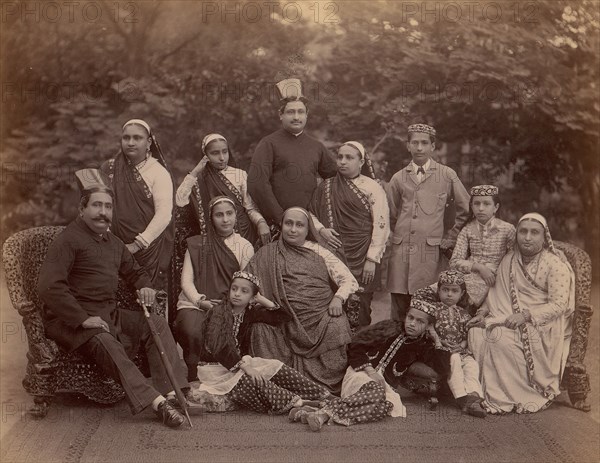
469,248,574,413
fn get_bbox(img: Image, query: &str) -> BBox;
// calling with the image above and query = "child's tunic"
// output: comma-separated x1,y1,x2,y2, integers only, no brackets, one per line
450,218,516,305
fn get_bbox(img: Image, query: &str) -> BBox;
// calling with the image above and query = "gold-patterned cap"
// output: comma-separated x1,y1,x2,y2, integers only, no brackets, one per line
409,297,438,318
438,270,466,287
470,185,498,196
408,123,436,136
232,270,261,290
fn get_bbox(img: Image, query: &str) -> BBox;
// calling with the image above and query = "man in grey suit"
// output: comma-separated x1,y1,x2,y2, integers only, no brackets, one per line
386,122,470,321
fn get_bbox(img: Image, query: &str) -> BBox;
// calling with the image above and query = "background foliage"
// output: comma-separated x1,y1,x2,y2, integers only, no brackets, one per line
1,0,598,267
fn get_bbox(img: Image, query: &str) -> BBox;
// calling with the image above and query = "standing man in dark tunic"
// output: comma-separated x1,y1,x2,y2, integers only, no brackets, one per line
37,169,188,428
248,79,337,228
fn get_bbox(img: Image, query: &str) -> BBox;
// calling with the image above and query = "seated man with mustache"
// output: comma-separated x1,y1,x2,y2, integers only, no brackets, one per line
37,169,189,428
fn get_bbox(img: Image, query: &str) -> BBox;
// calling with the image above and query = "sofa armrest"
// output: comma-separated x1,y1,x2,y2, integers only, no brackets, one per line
16,300,59,365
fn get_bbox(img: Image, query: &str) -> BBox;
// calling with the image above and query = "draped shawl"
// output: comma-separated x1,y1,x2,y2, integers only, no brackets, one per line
245,239,351,358
191,164,258,245
101,152,174,288
310,173,378,291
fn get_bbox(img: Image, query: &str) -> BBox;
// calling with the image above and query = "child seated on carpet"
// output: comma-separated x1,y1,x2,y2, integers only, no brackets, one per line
425,270,486,418
197,270,333,414
296,296,447,431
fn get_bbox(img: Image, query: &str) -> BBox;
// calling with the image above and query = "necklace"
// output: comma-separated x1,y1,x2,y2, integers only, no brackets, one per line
136,154,150,170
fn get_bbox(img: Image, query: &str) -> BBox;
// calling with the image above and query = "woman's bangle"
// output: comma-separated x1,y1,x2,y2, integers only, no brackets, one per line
333,295,344,303
364,366,377,375
231,358,246,372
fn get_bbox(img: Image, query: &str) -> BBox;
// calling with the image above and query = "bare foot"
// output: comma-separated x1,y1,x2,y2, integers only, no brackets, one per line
306,411,329,431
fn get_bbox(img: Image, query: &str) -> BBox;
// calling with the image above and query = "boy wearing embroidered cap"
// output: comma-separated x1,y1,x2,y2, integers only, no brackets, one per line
387,121,470,321
426,270,487,418
248,79,337,228
300,295,448,431
450,184,515,308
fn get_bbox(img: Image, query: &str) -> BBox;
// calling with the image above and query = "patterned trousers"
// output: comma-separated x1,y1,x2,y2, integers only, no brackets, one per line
228,364,330,414
324,381,393,426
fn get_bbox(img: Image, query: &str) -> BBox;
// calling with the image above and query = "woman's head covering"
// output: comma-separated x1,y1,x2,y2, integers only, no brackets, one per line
516,212,576,324
281,206,318,243
340,141,378,180
202,133,228,154
517,212,557,256
121,118,169,171
342,141,366,160
209,195,236,214
122,119,151,134
208,196,237,234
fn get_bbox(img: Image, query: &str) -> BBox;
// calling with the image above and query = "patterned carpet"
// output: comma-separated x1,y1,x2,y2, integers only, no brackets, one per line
1,394,598,463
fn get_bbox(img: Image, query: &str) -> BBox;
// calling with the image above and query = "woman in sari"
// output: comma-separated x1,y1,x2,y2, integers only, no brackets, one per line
101,119,174,291
468,213,575,414
245,207,359,392
176,133,270,247
310,141,389,328
173,196,255,381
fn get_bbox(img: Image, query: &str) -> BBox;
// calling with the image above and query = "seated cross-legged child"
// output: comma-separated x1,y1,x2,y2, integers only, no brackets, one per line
299,296,447,431
425,270,487,418
197,270,333,414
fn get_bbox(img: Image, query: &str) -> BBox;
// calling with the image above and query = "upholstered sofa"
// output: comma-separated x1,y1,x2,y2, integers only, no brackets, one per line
2,226,167,417
2,217,594,416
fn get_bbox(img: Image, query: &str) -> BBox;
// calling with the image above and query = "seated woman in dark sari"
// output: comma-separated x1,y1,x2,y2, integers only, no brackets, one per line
245,207,359,393
173,196,255,381
175,133,270,247
101,119,174,290
310,141,390,327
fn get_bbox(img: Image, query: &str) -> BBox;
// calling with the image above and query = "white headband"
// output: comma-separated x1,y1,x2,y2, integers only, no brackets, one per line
202,133,227,154
209,196,236,210
518,212,547,229
122,119,151,134
341,141,366,160
284,207,309,220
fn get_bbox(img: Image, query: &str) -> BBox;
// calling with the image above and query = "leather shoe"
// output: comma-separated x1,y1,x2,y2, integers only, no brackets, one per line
156,400,185,428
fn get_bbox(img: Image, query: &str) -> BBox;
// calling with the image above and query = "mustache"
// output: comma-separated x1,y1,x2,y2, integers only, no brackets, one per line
95,215,111,222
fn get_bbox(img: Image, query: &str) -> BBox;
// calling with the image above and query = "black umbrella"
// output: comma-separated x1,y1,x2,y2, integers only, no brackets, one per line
140,302,193,427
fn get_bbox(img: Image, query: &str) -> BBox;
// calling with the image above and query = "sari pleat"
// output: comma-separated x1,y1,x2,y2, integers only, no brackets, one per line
102,153,174,290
